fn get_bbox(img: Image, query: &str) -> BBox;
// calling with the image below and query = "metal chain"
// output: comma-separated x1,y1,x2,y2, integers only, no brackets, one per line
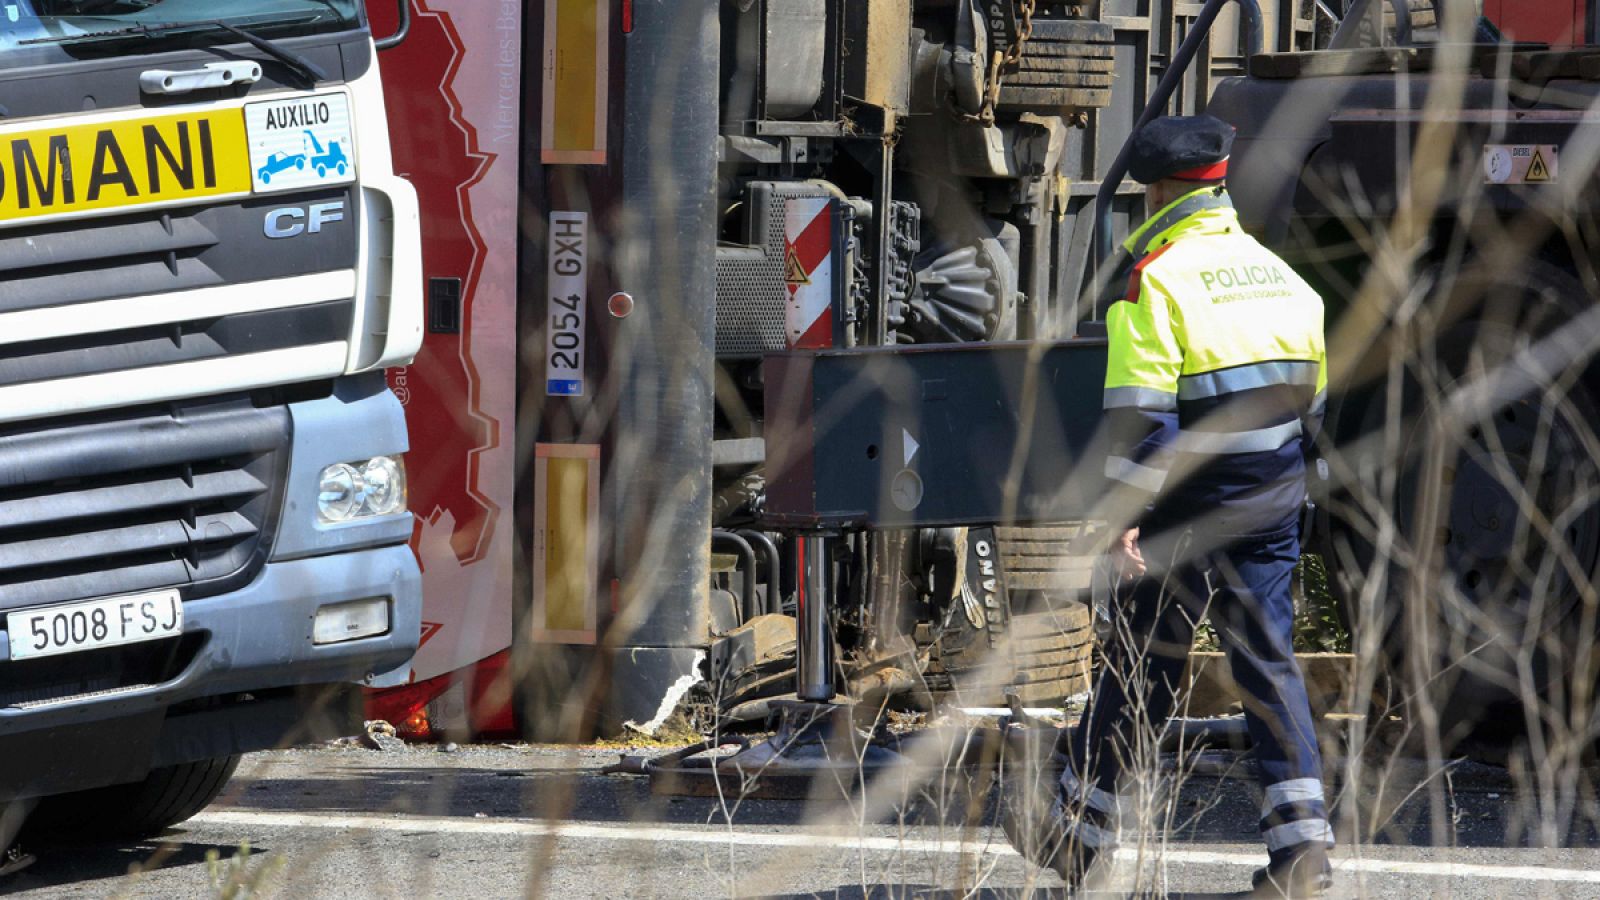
1004,0,1037,67
962,0,1038,128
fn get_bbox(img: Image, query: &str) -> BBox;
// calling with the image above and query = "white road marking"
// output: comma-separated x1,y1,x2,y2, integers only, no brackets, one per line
955,707,1068,718
190,809,1600,884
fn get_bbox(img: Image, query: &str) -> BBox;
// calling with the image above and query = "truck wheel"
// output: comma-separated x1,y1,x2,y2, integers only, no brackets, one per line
922,603,1094,707
1327,263,1600,761
920,526,1096,706
25,755,241,840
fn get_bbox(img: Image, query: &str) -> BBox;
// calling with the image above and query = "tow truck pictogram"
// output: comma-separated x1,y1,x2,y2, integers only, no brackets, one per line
304,129,349,178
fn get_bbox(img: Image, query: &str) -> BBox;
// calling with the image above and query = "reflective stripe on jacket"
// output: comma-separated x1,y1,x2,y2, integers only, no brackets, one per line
1104,187,1326,534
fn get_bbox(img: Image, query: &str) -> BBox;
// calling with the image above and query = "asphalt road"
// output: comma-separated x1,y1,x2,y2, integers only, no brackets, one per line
2,740,1598,899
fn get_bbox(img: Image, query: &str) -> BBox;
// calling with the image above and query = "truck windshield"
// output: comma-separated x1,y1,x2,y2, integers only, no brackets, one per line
0,0,359,54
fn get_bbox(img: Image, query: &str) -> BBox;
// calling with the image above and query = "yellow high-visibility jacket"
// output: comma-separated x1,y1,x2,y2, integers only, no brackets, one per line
1104,186,1326,535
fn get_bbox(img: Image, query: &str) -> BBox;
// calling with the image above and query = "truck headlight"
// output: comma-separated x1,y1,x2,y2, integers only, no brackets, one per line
360,456,407,516
317,455,407,523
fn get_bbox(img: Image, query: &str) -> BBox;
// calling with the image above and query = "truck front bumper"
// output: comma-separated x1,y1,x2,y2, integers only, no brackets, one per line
0,544,419,801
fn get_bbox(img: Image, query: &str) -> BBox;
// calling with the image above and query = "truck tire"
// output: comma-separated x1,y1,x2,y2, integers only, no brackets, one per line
1023,19,1115,44
921,526,1096,706
995,86,1112,109
998,16,1118,113
26,755,241,840
1325,263,1600,761
923,603,1094,706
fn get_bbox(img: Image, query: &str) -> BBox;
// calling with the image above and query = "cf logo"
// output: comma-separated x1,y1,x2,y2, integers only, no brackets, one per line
264,201,345,239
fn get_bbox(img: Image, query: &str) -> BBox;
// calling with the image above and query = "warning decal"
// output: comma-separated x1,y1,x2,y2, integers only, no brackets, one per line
1526,148,1552,182
783,246,811,285
1483,144,1559,184
783,198,835,349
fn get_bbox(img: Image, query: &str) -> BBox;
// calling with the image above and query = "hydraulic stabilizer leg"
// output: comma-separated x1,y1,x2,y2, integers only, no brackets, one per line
796,533,834,702
645,530,911,799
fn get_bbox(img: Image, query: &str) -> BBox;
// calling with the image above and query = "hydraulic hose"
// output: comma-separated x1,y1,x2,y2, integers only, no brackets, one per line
1083,0,1264,313
711,531,759,624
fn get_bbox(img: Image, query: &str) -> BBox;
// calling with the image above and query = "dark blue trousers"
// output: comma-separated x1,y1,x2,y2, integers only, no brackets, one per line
1060,524,1333,865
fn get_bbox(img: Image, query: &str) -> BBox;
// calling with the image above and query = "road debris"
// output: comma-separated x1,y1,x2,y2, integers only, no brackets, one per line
361,720,405,753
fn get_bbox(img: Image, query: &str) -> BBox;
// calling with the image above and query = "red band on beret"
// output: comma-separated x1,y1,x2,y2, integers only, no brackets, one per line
1170,158,1229,181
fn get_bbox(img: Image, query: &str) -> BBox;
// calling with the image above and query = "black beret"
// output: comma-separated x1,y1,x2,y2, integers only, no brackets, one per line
1127,114,1236,184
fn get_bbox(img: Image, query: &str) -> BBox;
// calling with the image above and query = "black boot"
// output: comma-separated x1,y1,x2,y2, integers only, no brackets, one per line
1251,852,1332,898
0,798,37,879
999,751,1109,886
999,792,1101,885
0,845,34,879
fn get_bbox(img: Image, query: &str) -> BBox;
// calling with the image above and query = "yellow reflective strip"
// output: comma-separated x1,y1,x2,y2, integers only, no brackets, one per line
1103,385,1177,411
1177,360,1320,400
542,0,609,165
1105,455,1167,492
1264,819,1334,851
1122,189,1234,256
534,443,600,643
1173,420,1302,455
1263,778,1325,815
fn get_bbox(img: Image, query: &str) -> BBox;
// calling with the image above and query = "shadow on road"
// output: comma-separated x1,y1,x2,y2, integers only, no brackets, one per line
0,839,254,896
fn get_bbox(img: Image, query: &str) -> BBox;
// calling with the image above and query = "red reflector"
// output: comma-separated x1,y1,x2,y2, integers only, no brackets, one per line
607,291,634,318
400,708,432,741
622,0,633,33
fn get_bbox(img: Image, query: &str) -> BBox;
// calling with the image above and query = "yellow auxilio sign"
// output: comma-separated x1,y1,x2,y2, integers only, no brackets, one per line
0,107,251,224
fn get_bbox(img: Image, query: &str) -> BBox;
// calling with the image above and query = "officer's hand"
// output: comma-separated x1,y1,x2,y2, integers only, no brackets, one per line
1112,528,1145,578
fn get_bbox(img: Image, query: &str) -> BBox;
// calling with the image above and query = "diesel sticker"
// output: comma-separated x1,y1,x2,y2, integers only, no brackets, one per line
245,92,356,193
1484,144,1558,184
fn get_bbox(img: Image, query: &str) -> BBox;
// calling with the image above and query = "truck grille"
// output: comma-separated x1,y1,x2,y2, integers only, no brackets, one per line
0,635,202,709
0,191,356,391
0,395,290,614
0,212,223,309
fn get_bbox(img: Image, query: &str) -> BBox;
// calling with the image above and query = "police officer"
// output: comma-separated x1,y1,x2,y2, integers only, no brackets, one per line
1004,114,1333,897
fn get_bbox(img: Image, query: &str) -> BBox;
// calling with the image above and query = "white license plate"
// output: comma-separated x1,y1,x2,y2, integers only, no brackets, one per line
544,210,587,397
7,589,182,661
244,91,356,194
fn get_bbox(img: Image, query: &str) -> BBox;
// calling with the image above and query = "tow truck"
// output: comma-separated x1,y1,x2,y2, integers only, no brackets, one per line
304,128,350,178
0,0,423,845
